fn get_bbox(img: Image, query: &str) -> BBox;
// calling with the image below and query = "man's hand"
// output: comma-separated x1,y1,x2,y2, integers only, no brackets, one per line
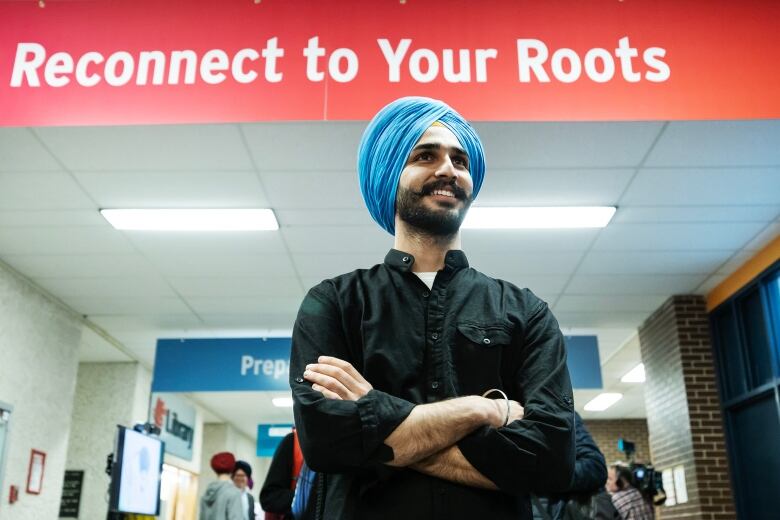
303,356,373,401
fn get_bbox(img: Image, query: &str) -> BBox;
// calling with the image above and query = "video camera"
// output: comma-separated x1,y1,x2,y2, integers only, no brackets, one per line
617,438,666,506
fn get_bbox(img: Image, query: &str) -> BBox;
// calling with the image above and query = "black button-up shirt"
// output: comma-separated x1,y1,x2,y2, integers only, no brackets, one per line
290,249,575,520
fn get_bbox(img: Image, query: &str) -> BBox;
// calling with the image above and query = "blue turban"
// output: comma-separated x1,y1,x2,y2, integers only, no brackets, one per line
357,96,486,235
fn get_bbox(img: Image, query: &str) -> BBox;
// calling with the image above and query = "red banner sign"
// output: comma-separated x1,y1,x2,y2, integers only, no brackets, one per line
1,0,779,126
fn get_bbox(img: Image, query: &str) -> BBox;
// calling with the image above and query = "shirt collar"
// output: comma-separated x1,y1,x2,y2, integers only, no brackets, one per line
384,249,469,273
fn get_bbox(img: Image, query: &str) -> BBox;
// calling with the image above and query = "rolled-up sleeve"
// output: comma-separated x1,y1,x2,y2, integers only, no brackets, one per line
290,284,415,473
457,301,575,495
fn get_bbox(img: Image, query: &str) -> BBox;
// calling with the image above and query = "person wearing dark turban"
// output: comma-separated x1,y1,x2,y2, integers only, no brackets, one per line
199,451,244,520
291,97,574,520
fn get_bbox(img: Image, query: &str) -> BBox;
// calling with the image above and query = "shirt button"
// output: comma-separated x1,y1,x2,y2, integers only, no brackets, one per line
483,338,491,345
294,377,304,383
431,332,439,340
402,256,410,263
422,291,430,298
431,381,440,389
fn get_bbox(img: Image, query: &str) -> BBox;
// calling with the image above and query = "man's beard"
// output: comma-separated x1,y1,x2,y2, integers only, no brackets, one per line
396,180,472,238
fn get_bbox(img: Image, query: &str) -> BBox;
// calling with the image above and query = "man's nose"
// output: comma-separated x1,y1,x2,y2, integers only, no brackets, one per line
434,156,458,179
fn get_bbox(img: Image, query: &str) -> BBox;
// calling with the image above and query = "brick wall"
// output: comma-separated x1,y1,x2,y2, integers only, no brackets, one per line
584,419,651,466
638,295,735,520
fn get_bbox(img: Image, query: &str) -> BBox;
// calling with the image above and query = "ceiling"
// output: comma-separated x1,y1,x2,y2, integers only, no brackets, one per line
1,119,779,436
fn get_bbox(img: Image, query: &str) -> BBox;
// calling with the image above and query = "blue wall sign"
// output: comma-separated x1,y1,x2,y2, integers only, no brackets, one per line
257,424,294,457
565,335,603,389
152,338,292,392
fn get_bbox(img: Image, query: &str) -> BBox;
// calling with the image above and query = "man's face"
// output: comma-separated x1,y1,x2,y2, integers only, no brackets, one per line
606,467,619,493
232,469,248,490
396,125,474,237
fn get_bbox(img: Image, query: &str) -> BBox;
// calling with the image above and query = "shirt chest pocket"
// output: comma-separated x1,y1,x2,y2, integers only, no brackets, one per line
453,322,513,396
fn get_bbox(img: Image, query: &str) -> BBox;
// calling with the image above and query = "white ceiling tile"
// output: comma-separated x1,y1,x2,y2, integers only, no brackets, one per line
462,228,599,252
621,168,780,205
566,274,708,295
293,253,383,279
0,210,107,227
466,251,582,275
0,172,95,209
477,169,633,206
74,171,269,208
556,294,667,313
167,277,303,298
145,253,297,277
0,129,62,172
742,222,780,251
260,170,363,209
241,122,364,171
88,314,204,333
592,222,767,251
0,227,134,255
275,209,374,227
612,205,779,223
473,122,663,168
552,311,650,329
282,226,389,254
185,296,302,315
35,124,253,171
35,276,176,300
578,250,733,274
62,296,192,315
646,120,780,167
2,254,156,278
124,231,287,256
197,314,296,331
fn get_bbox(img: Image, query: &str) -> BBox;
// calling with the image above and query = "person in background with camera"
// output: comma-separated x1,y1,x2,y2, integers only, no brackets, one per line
606,464,655,520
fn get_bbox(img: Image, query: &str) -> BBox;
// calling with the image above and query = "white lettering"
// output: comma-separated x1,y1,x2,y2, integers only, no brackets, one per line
274,359,288,379
303,37,326,81
584,48,615,83
10,42,46,87
615,36,641,82
169,50,197,85
200,49,229,85
137,51,166,85
644,47,670,82
241,355,253,376
517,39,550,82
261,37,284,82
232,48,260,84
551,48,581,83
75,52,103,87
474,48,497,82
377,38,411,82
328,48,359,82
104,51,134,86
44,52,74,87
262,359,274,376
409,48,439,83
442,49,470,83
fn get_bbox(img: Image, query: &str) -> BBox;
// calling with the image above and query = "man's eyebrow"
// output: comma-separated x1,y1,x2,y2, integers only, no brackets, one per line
410,142,469,157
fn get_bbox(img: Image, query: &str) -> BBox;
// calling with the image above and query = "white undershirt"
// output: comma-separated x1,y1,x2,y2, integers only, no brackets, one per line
414,272,437,290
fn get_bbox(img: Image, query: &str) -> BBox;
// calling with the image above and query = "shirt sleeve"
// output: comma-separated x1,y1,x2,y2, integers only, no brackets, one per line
569,412,607,493
259,433,295,514
290,284,416,473
457,300,575,495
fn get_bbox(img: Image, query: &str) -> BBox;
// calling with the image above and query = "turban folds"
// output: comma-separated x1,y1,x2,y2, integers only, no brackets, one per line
210,452,236,474
358,96,486,235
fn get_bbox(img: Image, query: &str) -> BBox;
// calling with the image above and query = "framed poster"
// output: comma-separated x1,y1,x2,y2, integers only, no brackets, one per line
26,449,46,495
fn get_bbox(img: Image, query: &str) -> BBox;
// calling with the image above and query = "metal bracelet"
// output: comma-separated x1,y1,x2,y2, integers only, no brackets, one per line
482,388,510,427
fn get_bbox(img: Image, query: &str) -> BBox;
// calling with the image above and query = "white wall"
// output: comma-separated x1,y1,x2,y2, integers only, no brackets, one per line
64,362,152,520
0,263,83,520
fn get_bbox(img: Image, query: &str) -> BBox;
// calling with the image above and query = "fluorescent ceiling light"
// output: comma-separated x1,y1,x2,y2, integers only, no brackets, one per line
462,206,616,229
272,397,294,408
621,363,646,383
100,208,279,231
583,392,623,411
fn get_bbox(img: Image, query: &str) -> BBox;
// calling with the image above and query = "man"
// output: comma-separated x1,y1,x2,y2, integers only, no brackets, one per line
607,465,655,520
260,430,317,520
199,451,244,520
290,96,575,519
232,460,256,520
